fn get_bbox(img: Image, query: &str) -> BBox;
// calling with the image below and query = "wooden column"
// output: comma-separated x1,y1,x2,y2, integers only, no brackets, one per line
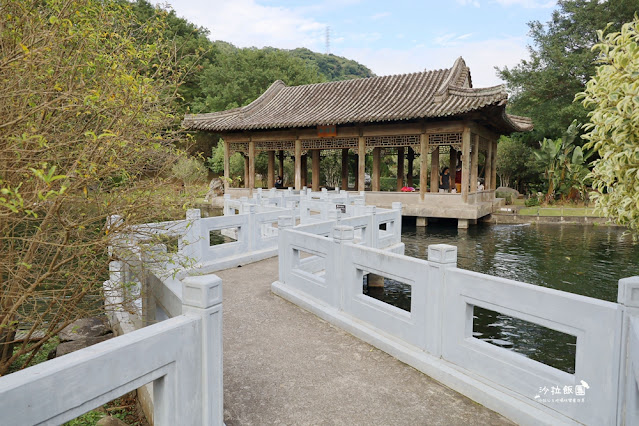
267,151,275,189
278,150,284,183
396,147,405,191
470,134,479,193
485,140,493,191
420,134,427,201
461,127,471,203
358,136,365,191
312,149,320,191
243,155,249,188
341,148,349,190
294,139,302,190
407,147,414,187
449,147,456,189
248,140,255,189
301,154,308,187
430,146,439,193
372,147,381,191
223,139,230,192
491,139,498,190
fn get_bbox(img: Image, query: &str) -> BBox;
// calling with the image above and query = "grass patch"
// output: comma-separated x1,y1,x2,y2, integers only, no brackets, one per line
517,207,601,217
8,336,60,374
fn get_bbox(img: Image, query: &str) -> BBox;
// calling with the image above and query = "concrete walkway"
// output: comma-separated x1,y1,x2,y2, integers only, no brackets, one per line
217,257,513,425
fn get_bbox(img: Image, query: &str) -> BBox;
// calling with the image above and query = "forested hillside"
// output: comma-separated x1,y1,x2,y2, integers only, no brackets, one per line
129,0,374,114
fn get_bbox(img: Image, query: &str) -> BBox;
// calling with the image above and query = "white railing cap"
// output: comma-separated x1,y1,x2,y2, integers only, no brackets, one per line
182,274,222,309
428,244,457,264
333,225,354,242
618,276,639,307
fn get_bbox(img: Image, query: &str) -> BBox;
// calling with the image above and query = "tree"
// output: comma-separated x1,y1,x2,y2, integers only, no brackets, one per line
192,47,325,112
532,122,592,202
497,0,639,141
577,17,639,233
497,136,537,190
0,0,193,375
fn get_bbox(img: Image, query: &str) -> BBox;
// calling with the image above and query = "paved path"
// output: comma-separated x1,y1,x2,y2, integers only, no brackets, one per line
217,257,512,425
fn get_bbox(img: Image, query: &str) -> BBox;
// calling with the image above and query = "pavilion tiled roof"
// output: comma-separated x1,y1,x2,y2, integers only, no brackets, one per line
183,57,533,133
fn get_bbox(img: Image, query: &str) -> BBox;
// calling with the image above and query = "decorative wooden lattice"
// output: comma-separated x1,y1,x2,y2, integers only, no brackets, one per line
301,137,358,150
255,140,295,151
365,135,420,148
428,133,462,153
227,142,249,154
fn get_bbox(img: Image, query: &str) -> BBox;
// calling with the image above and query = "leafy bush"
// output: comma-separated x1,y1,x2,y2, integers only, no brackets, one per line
172,156,208,186
380,177,397,191
525,196,541,207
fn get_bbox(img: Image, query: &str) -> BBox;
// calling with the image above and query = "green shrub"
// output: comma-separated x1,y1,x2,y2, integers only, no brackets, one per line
525,196,540,207
380,177,397,192
172,156,207,186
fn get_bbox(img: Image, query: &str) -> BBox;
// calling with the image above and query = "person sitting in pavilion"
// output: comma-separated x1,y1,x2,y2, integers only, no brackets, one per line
275,176,283,189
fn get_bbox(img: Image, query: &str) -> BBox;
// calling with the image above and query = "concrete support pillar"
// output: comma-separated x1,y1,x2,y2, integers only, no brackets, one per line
278,150,285,182
485,141,493,191
420,133,427,201
461,127,471,203
491,139,498,190
416,217,428,227
367,273,385,288
358,136,365,191
301,154,308,188
430,146,439,193
396,147,405,191
267,151,275,189
294,139,302,190
312,149,320,191
458,219,469,229
407,147,414,187
248,140,255,190
372,147,381,191
449,147,456,189
341,148,349,190
471,134,479,194
243,155,249,188
223,139,230,192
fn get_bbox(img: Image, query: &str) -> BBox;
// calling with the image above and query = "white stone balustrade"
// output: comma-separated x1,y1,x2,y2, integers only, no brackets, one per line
272,223,639,426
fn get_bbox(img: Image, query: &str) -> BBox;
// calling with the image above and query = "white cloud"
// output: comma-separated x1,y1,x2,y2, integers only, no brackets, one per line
337,37,529,87
493,0,555,8
158,0,327,50
456,0,481,7
370,12,391,20
434,33,475,46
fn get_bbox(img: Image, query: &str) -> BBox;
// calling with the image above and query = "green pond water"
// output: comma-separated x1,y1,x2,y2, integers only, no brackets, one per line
364,219,639,373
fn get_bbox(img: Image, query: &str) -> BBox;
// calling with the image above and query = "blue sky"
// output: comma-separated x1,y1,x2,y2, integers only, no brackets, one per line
152,0,557,87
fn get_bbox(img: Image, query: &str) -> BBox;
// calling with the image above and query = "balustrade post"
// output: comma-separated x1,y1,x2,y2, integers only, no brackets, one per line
427,244,458,356
366,206,376,247
391,202,403,244
617,276,639,425
331,225,355,309
223,194,231,215
277,216,295,285
180,209,204,264
180,274,224,425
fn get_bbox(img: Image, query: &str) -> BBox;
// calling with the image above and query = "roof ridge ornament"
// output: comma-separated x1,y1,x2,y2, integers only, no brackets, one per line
433,57,467,103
